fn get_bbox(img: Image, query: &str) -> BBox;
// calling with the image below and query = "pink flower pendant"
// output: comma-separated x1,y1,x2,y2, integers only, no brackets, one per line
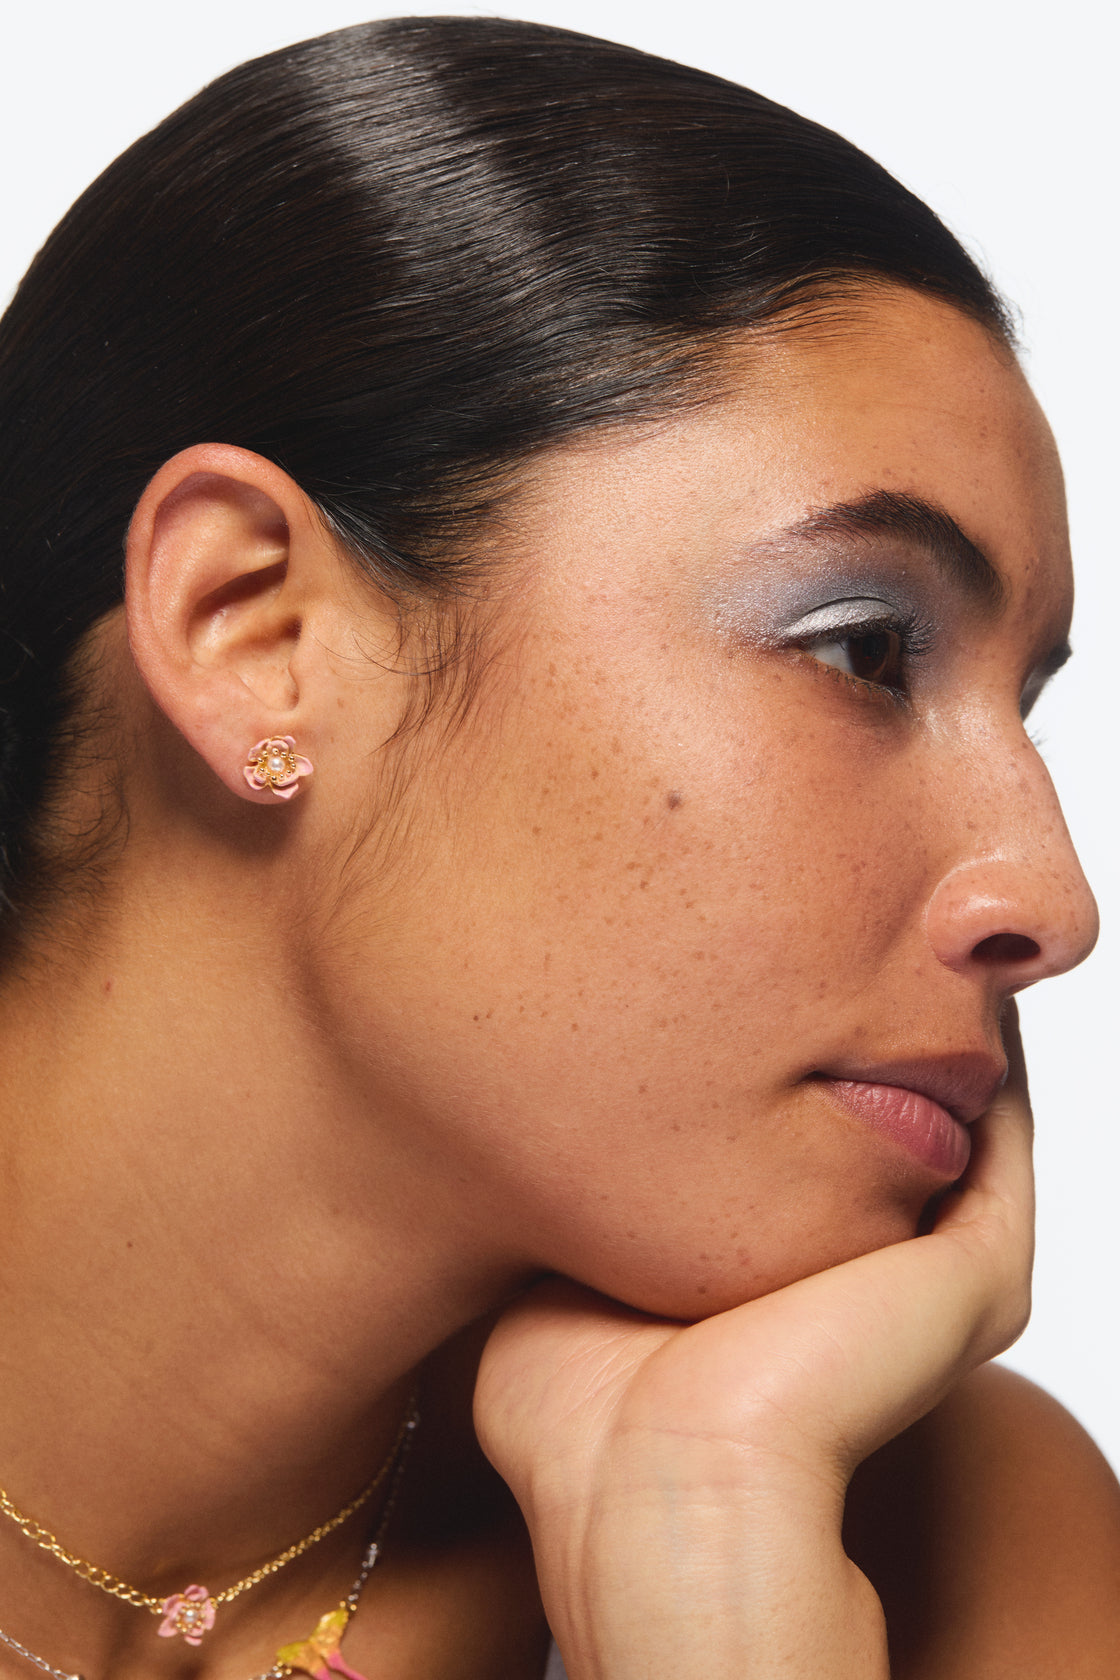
158,1585,216,1644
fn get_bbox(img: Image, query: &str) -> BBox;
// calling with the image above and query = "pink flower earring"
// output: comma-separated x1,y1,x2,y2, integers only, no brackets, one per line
243,735,314,800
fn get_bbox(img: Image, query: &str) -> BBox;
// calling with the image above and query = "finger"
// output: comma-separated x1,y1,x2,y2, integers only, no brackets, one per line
933,998,1034,1274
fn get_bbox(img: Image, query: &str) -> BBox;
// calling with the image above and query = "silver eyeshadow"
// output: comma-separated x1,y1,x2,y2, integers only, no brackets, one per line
704,546,931,651
779,596,911,643
699,528,1068,715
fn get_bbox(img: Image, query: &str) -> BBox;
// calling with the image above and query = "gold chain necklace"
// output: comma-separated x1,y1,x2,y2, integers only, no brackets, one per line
0,1402,418,1680
0,1542,381,1680
0,1398,418,1646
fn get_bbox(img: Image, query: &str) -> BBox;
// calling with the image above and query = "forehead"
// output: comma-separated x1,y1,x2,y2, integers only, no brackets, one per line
515,288,1071,631
719,290,1062,524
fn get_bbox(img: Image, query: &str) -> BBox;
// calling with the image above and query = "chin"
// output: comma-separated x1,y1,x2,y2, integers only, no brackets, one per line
593,1198,927,1323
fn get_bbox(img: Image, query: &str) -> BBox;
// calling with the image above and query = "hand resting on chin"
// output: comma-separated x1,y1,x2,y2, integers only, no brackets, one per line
477,1015,1120,1678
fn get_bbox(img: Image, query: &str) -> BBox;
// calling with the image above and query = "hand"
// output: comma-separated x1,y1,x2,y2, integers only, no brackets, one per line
475,1011,1033,1679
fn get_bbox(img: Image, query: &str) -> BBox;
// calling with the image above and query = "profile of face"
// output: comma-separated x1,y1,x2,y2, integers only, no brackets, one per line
279,288,1098,1320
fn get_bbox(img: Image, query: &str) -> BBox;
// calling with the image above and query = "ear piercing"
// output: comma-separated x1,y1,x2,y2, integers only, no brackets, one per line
243,736,314,800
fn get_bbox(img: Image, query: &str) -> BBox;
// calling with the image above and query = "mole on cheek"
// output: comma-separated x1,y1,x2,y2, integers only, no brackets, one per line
666,790,684,809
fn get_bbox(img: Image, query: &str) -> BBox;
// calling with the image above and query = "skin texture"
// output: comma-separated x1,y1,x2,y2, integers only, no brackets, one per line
0,288,1115,1678
255,286,1094,1317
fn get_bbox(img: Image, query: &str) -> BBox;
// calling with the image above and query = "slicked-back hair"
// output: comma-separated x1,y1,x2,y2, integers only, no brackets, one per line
0,15,1010,913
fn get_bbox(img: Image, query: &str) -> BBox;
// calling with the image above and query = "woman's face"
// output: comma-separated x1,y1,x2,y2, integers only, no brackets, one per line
322,288,1097,1318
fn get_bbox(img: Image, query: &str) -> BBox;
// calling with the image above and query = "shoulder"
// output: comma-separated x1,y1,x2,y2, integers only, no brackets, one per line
846,1362,1120,1678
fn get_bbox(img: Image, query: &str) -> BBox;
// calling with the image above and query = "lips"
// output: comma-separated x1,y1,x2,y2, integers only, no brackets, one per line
812,1054,1006,1180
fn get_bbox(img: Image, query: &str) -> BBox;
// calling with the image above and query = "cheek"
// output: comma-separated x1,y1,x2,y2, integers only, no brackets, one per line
371,686,935,1308
322,638,940,1317
500,687,926,1032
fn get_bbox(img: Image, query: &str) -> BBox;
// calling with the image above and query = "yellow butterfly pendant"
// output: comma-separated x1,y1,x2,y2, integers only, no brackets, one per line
276,1607,370,1680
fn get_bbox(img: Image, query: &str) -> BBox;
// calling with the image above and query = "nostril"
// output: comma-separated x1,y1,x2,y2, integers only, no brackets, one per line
972,932,1041,965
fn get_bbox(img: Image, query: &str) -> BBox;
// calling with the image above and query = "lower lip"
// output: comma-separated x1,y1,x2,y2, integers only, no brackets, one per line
821,1079,971,1179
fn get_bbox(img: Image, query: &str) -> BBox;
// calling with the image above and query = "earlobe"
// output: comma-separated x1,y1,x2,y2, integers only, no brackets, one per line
124,444,329,803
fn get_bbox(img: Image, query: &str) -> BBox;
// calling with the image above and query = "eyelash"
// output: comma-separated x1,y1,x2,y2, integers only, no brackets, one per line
793,609,934,706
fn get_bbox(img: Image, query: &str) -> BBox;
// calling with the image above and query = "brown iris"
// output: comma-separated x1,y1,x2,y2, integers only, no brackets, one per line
845,628,904,689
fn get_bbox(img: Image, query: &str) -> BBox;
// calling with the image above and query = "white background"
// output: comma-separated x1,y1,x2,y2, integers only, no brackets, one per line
3,2,1116,1460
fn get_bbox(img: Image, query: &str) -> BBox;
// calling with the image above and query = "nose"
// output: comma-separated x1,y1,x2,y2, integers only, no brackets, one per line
923,735,1099,991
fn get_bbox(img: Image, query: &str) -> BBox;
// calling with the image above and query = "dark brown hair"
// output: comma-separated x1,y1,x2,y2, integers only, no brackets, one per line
0,15,1009,913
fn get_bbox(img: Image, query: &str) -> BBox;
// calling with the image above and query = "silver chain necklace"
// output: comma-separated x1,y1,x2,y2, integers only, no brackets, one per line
0,1621,81,1680
0,1408,418,1680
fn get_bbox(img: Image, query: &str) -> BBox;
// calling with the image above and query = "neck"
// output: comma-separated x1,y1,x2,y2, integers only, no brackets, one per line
0,865,531,1680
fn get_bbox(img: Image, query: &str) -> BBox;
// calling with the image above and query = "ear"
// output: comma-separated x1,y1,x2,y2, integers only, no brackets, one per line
126,444,350,804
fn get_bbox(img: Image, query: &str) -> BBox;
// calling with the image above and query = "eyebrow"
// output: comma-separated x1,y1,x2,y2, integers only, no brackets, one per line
788,489,1007,612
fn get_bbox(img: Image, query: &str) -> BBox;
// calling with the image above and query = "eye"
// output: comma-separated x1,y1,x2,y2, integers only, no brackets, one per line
808,626,906,692
783,596,932,705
